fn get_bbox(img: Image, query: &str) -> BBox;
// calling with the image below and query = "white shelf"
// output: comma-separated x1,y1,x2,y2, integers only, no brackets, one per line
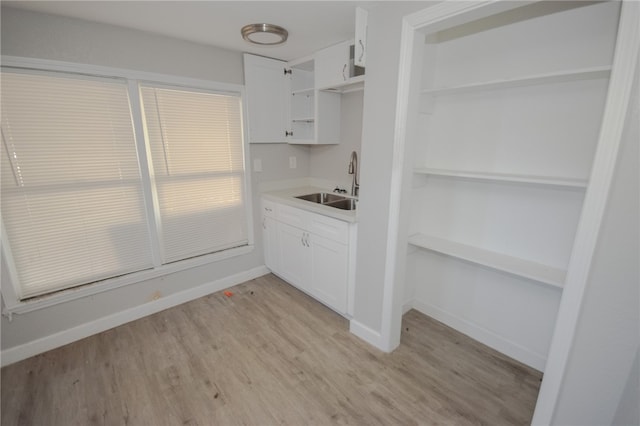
318,75,365,93
422,66,611,96
292,88,314,96
413,167,588,188
408,233,565,289
292,117,315,123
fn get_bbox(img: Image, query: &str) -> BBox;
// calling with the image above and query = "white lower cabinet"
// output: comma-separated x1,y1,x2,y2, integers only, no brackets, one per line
277,221,311,292
261,198,355,316
308,233,348,314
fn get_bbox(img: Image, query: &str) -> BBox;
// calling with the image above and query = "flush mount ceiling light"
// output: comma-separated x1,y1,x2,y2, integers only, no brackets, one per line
241,23,288,45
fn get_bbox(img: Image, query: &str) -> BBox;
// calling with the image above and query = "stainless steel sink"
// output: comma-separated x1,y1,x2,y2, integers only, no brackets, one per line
295,192,357,211
325,198,357,210
295,192,346,204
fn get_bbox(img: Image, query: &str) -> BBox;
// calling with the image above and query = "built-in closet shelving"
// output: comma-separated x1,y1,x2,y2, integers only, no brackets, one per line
408,234,566,289
413,168,589,189
404,1,622,370
421,66,611,97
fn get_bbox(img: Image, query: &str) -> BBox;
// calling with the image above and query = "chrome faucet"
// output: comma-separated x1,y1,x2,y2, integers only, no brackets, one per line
349,151,359,197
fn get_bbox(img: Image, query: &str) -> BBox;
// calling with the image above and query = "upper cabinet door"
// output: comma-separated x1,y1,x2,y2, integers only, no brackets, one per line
315,40,352,90
243,53,289,143
355,7,368,67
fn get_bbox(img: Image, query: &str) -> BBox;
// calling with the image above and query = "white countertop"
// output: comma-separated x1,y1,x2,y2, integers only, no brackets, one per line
262,186,358,223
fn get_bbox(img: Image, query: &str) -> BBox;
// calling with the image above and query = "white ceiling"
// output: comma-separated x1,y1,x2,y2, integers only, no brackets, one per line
3,1,380,61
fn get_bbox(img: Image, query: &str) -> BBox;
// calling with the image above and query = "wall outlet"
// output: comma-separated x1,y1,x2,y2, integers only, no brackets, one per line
253,158,262,172
289,156,297,169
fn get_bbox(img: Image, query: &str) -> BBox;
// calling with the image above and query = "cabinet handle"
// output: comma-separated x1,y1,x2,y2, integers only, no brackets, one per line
301,234,305,247
285,130,293,137
358,39,365,63
304,233,310,247
342,64,347,81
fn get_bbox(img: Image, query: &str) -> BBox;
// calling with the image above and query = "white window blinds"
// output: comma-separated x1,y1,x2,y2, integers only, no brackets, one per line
140,85,248,263
1,71,153,299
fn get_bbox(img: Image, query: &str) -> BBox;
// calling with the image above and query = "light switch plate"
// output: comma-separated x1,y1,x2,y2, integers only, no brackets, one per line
289,156,297,169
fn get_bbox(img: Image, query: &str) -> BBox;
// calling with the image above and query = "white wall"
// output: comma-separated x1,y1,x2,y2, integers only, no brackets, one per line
552,58,639,426
350,1,435,343
0,7,243,84
309,91,363,191
0,7,311,358
613,349,639,425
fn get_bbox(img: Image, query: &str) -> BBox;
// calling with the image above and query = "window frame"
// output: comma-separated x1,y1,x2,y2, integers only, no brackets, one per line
138,82,250,264
0,56,254,315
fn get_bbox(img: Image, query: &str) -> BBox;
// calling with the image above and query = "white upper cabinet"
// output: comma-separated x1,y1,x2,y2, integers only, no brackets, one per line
244,6,367,145
243,53,289,143
244,50,353,145
315,40,365,92
315,40,352,89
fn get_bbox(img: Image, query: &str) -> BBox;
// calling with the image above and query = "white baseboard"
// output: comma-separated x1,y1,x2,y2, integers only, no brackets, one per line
412,300,546,372
402,300,414,314
349,319,385,350
1,266,270,367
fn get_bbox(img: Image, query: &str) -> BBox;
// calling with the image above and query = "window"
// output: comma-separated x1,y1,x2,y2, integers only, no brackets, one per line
1,67,249,302
140,85,248,263
1,71,153,299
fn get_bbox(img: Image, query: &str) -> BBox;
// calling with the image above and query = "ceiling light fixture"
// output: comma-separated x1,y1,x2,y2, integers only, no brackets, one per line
241,23,288,46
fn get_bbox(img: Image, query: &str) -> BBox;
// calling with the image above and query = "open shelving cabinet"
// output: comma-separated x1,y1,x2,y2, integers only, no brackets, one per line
286,57,342,145
390,0,636,374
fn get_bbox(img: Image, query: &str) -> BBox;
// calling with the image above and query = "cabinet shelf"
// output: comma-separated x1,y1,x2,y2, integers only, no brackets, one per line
292,88,314,96
422,66,611,96
318,75,366,93
408,233,565,289
292,117,315,123
413,168,588,188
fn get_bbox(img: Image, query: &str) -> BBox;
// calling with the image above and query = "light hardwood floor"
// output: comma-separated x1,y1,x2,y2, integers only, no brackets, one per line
1,274,542,425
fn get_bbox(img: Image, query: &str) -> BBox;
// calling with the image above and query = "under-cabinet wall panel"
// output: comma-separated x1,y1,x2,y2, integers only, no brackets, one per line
408,249,561,371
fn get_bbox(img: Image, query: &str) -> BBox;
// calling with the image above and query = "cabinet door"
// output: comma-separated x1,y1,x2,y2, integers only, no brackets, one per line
243,53,288,143
314,41,351,89
262,216,279,273
355,8,368,67
308,233,348,314
277,222,311,292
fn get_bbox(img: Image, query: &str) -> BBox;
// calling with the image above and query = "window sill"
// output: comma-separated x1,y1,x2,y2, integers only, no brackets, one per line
2,244,254,317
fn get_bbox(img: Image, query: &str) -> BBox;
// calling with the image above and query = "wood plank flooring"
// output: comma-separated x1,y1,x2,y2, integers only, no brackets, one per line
1,274,542,425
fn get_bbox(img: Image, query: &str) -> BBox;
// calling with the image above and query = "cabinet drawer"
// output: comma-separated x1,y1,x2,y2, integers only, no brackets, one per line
262,199,277,218
276,204,308,229
308,213,349,244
